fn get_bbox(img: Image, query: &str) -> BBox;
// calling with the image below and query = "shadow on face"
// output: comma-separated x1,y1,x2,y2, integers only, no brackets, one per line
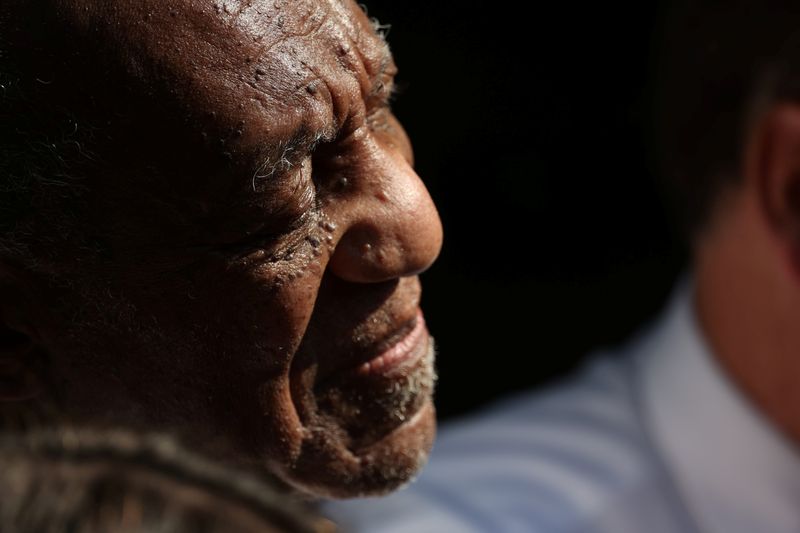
0,0,442,498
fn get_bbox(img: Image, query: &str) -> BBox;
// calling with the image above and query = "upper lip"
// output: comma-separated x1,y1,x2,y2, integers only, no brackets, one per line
314,310,421,385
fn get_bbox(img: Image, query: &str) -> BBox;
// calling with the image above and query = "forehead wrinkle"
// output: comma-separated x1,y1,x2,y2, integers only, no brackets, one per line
321,0,359,39
59,1,385,163
248,4,392,133
320,0,392,69
230,0,331,47
308,0,395,108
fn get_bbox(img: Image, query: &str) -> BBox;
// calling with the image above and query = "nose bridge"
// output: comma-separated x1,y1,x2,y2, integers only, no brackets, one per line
326,135,443,284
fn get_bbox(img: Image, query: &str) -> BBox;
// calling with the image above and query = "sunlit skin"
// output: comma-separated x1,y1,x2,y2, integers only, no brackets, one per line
0,0,442,498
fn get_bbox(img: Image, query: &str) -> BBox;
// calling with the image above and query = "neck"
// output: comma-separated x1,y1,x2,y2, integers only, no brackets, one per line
695,190,800,446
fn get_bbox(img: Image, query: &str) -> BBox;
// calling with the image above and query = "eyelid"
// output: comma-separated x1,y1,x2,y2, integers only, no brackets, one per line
224,206,318,259
252,127,335,187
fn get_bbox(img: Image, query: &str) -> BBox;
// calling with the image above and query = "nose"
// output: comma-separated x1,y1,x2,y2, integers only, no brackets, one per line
326,133,443,284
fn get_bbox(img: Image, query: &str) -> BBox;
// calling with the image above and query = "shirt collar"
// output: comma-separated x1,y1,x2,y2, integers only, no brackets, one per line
637,280,800,533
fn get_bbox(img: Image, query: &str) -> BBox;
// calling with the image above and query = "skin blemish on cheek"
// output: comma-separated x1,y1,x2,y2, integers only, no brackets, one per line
306,235,323,258
317,217,337,250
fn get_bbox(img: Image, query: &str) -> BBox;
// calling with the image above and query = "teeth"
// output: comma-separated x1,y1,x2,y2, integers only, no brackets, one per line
359,354,385,374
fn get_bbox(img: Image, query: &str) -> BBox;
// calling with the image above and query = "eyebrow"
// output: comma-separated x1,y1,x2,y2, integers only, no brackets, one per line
249,34,397,191
367,36,397,101
369,64,396,104
251,127,331,191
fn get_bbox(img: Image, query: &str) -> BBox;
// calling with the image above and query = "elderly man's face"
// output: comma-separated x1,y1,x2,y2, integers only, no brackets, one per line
9,0,442,497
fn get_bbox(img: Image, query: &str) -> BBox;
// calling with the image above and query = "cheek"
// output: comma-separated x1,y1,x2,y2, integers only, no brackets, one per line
66,232,330,390
43,218,335,466
178,252,327,375
182,254,330,463
210,274,320,364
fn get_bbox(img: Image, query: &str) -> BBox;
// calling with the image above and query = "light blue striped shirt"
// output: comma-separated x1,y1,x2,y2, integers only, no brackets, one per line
325,284,800,532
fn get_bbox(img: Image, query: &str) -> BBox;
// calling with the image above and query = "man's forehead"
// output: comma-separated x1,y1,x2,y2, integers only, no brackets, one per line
49,0,393,159
52,0,391,77
28,0,393,204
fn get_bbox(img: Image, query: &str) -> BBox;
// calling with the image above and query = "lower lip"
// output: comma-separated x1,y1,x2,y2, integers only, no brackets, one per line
357,311,428,376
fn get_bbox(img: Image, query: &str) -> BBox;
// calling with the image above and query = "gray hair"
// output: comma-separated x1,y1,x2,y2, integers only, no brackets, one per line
0,428,327,533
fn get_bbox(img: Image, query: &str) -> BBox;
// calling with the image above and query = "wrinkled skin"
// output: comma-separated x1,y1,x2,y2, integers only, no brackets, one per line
2,0,442,498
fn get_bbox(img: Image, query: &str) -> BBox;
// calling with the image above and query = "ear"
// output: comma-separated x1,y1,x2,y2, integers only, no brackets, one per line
0,269,48,403
747,103,800,274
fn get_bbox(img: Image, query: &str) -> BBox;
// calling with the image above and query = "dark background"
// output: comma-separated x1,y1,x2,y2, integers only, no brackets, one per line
366,2,687,420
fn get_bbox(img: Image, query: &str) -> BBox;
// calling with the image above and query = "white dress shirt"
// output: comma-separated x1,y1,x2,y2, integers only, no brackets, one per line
324,283,800,532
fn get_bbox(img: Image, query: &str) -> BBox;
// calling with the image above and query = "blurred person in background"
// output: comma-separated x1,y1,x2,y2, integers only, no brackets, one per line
0,0,441,500
0,428,333,533
326,1,800,531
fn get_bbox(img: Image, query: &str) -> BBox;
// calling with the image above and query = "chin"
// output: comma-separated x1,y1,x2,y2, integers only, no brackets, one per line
287,398,436,499
277,339,438,499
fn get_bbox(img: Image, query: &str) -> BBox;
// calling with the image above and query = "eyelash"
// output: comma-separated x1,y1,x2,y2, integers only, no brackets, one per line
230,207,320,266
224,160,317,253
